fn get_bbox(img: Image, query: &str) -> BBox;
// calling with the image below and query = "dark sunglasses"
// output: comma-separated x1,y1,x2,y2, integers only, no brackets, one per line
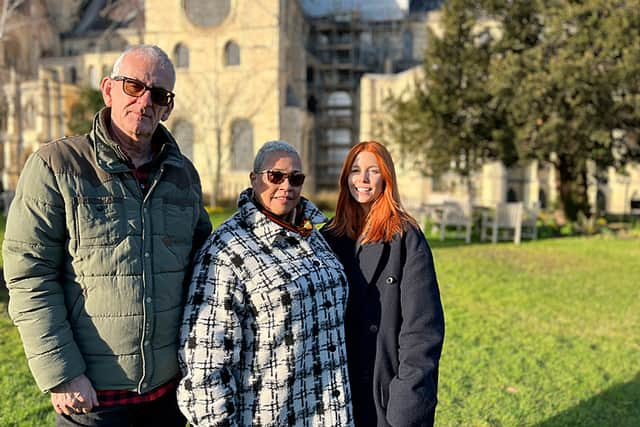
257,170,306,187
112,76,175,106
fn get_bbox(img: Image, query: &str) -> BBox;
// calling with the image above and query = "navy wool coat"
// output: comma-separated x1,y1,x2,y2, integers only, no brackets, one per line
322,224,445,427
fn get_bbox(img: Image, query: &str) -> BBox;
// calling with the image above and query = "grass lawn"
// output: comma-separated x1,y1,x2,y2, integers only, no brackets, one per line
0,211,638,426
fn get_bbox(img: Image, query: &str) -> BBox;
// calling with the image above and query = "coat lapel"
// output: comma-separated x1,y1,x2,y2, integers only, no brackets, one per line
358,241,387,285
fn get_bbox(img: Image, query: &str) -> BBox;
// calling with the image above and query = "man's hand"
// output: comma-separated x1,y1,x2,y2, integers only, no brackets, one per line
50,374,99,415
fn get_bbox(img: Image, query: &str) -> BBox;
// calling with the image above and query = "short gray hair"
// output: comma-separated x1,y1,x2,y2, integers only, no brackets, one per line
253,140,301,172
111,45,176,88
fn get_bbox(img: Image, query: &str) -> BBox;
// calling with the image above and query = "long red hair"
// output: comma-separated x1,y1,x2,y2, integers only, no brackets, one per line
327,141,417,243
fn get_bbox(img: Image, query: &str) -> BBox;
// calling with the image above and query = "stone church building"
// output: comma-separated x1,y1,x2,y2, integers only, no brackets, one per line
1,0,638,216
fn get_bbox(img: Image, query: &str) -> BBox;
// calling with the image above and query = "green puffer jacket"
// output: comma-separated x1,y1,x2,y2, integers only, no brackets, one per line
3,108,212,393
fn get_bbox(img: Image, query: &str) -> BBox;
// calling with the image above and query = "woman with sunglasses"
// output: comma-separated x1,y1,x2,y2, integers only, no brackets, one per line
321,141,445,427
178,140,354,426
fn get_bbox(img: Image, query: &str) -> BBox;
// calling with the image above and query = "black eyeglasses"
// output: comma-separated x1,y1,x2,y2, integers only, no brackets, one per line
257,170,306,187
111,76,175,106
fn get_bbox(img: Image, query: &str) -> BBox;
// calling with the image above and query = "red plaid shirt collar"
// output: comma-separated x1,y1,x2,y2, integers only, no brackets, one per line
122,141,162,195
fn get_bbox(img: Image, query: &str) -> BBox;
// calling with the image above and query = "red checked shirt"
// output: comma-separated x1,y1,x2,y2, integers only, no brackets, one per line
125,144,161,195
96,377,180,407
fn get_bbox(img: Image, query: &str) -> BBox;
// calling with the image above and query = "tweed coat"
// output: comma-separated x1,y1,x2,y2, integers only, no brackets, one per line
178,189,354,427
322,224,445,427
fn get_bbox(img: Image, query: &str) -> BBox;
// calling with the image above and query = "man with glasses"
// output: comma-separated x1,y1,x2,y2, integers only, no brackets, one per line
3,44,211,426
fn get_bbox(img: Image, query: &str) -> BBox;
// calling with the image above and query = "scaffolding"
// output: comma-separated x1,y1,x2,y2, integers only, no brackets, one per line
305,9,423,190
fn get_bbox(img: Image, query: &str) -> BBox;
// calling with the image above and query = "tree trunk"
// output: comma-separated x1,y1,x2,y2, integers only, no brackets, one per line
556,155,590,222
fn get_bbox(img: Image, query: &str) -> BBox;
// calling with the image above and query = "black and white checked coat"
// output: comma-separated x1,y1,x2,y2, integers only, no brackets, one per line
178,189,354,426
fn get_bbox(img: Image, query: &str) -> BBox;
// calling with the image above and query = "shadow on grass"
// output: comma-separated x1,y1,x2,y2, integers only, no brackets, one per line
425,236,538,249
534,374,640,427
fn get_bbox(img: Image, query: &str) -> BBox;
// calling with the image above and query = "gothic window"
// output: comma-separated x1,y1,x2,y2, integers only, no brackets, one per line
183,0,230,28
538,189,547,209
3,38,20,70
403,30,413,60
23,102,36,129
596,190,607,216
286,85,299,107
306,66,314,84
174,43,190,69
230,119,253,171
67,66,78,84
307,95,317,113
224,40,240,66
172,119,195,161
88,66,99,88
0,102,7,132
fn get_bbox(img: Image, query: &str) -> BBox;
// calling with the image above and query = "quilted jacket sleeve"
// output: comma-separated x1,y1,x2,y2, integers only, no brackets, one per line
177,248,244,427
387,227,445,427
2,153,86,391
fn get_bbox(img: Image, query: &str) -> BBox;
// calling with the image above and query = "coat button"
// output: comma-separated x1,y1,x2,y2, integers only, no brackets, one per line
386,276,396,285
369,324,378,333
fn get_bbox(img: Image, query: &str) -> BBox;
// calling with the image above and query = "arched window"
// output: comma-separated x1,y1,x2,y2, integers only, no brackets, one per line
596,190,607,216
538,189,547,209
403,30,413,59
174,43,190,69
306,66,314,84
0,101,8,132
307,95,317,113
67,66,78,84
3,38,20,70
286,85,299,107
230,119,253,171
172,119,195,161
631,191,640,215
327,91,352,117
224,40,240,66
88,65,99,88
23,102,36,129
506,188,518,202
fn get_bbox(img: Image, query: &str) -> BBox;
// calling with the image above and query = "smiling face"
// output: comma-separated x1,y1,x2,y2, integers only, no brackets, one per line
250,151,303,217
100,51,174,144
348,150,384,214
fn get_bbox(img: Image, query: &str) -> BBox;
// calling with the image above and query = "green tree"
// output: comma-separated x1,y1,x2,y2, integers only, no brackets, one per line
490,0,640,220
391,0,640,221
389,0,513,203
68,87,104,135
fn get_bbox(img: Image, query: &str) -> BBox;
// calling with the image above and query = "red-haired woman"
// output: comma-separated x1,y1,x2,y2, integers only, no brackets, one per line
321,141,445,427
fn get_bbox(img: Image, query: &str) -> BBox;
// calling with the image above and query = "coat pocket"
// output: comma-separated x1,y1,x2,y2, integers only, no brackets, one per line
163,196,195,242
74,196,127,248
159,196,196,269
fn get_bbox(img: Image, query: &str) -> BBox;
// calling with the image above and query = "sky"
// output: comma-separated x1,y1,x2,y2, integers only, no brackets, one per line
300,0,409,21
